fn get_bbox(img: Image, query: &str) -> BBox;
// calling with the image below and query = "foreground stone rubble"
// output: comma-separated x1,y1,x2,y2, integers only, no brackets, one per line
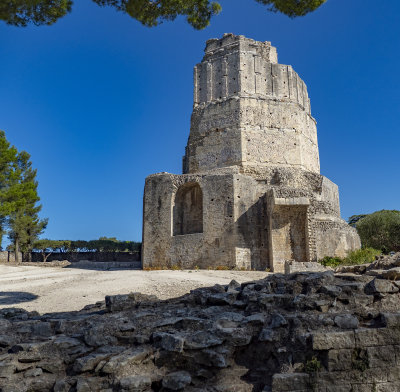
1,255,400,391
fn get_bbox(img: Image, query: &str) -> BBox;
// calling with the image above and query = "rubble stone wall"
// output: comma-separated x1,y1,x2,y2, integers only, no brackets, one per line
2,257,400,391
0,251,141,264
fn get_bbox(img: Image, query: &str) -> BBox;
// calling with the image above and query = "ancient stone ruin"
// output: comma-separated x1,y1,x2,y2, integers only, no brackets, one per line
142,34,360,271
2,253,400,391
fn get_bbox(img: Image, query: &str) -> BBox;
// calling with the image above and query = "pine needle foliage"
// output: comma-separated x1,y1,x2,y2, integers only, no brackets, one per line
0,130,47,261
1,0,327,29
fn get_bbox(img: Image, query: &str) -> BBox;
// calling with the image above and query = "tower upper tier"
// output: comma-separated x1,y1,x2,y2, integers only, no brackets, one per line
184,34,320,175
194,34,310,113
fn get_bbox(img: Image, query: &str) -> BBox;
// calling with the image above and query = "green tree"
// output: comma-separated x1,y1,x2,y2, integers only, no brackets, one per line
0,131,18,249
255,0,326,17
70,240,90,252
0,0,72,27
1,0,327,29
6,150,48,262
356,210,400,253
33,239,63,262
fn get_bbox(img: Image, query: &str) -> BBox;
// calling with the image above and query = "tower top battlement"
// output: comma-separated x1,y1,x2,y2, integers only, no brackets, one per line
203,33,278,64
193,33,308,112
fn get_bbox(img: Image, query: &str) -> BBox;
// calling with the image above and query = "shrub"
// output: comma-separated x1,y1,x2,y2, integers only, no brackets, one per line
319,248,381,268
319,256,343,268
346,247,381,264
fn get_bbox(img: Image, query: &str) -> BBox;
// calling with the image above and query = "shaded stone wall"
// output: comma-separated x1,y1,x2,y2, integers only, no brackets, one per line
270,205,308,263
0,251,140,263
30,251,141,263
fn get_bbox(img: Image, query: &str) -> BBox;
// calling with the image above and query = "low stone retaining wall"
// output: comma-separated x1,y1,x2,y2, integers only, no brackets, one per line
31,251,141,263
0,251,140,263
0,251,22,263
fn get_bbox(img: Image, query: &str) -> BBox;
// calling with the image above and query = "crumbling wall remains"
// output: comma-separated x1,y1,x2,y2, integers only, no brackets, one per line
2,254,400,391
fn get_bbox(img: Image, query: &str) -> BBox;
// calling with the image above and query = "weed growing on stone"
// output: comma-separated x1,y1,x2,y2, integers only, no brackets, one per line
215,265,230,270
304,357,322,374
171,265,181,270
351,348,369,372
143,266,169,271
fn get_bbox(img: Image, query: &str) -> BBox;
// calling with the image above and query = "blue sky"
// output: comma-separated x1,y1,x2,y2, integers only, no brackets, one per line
1,0,399,242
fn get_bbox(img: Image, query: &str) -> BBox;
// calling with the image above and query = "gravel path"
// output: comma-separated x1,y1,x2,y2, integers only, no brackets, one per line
0,265,267,314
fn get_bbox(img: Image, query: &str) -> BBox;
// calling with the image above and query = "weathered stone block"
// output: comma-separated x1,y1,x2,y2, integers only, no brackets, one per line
271,373,310,392
366,345,397,368
101,347,152,375
0,362,16,378
334,314,359,329
355,328,400,347
375,382,400,392
119,375,152,391
325,348,353,371
162,371,191,390
312,331,355,350
152,332,185,352
381,313,400,328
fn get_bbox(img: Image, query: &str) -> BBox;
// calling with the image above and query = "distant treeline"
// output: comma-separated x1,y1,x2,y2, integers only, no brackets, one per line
33,237,141,253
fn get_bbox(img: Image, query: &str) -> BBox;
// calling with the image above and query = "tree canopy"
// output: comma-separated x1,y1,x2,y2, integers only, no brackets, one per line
355,210,400,253
1,0,327,29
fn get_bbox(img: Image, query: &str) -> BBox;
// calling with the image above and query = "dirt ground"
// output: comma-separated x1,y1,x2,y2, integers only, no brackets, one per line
0,265,268,314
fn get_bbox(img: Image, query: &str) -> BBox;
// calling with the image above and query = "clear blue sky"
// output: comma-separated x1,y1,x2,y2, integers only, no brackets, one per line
1,0,399,243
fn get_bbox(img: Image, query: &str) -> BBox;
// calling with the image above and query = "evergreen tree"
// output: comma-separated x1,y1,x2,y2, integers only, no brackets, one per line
0,130,18,250
7,150,47,262
0,131,47,261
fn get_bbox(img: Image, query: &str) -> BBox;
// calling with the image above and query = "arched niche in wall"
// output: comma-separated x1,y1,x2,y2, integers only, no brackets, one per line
173,182,203,236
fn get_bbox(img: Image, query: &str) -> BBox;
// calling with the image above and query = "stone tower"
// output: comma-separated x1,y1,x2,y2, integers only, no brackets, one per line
142,34,360,272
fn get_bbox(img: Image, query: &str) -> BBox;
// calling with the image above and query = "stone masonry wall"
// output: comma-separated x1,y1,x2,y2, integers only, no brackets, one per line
143,33,360,271
142,171,239,269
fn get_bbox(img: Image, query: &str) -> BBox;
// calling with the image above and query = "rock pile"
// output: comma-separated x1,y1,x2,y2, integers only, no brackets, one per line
337,251,400,276
1,267,400,391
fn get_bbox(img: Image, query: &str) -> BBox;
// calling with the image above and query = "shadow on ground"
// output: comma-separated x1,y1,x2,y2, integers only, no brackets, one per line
0,291,38,305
